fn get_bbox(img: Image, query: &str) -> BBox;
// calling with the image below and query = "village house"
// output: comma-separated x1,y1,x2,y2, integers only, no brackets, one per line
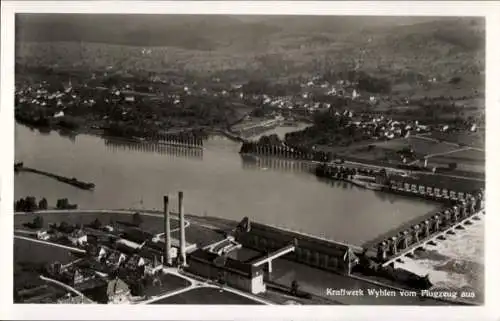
68,229,87,247
107,278,132,304
105,249,128,268
36,230,51,241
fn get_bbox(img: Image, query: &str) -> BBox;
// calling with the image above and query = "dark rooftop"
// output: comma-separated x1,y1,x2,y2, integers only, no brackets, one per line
188,249,263,277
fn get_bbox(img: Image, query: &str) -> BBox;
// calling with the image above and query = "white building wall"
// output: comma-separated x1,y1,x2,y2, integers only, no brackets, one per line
251,274,266,294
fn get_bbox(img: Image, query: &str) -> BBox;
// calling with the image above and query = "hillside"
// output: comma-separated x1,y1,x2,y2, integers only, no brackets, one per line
15,15,485,83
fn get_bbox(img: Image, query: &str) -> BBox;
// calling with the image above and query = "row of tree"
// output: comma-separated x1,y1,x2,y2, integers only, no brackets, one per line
14,197,48,212
14,196,76,212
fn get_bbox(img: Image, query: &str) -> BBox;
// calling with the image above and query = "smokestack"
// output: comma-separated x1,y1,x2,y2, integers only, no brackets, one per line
178,191,186,266
163,195,172,265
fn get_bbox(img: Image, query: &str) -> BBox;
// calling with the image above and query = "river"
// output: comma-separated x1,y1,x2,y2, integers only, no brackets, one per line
14,123,438,246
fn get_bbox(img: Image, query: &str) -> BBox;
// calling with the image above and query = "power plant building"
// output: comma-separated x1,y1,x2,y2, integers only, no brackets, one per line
235,221,360,275
187,248,267,295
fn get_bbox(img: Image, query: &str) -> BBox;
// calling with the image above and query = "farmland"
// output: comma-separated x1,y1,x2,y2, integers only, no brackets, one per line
343,136,469,160
14,237,78,265
426,148,485,173
427,131,485,149
338,133,485,175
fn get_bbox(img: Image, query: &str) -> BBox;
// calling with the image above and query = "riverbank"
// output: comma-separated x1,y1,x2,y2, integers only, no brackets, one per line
14,209,478,305
16,120,208,149
13,122,446,255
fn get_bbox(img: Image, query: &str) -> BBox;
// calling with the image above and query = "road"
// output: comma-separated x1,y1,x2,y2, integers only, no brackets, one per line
140,267,273,305
39,275,93,303
153,220,190,238
14,235,86,253
406,145,475,166
340,158,484,182
416,134,484,152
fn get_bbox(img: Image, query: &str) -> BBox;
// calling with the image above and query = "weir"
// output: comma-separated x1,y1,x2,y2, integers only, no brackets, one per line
313,163,485,269
14,164,95,190
373,191,485,264
381,210,484,267
239,141,333,163
104,139,204,159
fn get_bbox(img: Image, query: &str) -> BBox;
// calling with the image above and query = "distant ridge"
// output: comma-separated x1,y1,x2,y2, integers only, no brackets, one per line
15,15,484,78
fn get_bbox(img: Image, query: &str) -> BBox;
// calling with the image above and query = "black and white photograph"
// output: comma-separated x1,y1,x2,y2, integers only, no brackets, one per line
1,1,499,320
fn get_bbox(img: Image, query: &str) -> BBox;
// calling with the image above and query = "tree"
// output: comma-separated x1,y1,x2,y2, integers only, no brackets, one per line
33,216,44,229
267,134,282,146
90,218,102,229
15,199,26,212
59,221,71,233
131,281,145,297
25,196,38,212
291,280,299,296
38,198,48,210
57,198,69,209
132,212,143,227
252,108,266,118
449,76,462,84
258,135,271,146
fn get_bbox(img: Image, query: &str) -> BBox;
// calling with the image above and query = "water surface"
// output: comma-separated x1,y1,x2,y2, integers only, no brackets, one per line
15,123,438,246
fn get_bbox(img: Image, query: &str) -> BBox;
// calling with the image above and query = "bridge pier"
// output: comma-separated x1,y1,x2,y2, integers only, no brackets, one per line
377,241,388,261
424,220,430,238
412,225,420,243
453,206,459,223
443,210,451,227
460,205,467,220
390,236,398,255
433,215,441,233
402,231,409,249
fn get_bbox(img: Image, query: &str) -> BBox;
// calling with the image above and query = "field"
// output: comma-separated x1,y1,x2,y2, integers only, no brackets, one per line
231,117,272,132
14,237,78,300
426,148,485,173
143,273,190,298
338,132,485,175
428,131,485,149
428,148,484,163
343,136,465,161
14,237,78,265
150,287,261,305
15,280,68,303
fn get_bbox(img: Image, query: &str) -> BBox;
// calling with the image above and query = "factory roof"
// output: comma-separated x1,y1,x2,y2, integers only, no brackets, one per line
120,227,153,244
188,249,263,278
239,221,355,255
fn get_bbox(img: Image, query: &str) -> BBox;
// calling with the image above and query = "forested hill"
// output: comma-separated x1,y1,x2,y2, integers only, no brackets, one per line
15,15,484,80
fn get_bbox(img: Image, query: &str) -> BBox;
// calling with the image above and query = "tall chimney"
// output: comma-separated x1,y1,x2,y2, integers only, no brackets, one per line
178,191,186,266
163,195,172,265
